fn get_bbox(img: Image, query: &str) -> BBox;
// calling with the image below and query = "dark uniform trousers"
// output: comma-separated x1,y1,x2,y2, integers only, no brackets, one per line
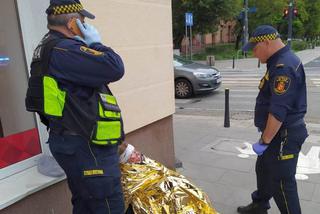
252,124,308,214
48,133,125,214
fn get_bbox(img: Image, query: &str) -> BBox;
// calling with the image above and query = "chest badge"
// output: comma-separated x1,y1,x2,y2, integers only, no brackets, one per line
274,75,291,95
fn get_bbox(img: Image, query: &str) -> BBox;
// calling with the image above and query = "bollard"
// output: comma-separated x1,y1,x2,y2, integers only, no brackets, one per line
258,59,261,68
232,56,235,69
206,55,215,66
224,88,230,128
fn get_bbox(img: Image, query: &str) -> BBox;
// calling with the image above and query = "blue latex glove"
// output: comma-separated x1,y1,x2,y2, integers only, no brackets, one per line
252,140,268,156
76,19,101,46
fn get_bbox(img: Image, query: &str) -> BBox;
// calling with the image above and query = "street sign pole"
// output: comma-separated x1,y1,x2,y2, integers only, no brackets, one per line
288,0,294,48
185,24,188,58
190,25,193,60
185,12,193,60
244,0,249,51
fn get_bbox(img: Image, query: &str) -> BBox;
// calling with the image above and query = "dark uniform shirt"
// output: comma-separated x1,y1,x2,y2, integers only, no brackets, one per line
46,29,124,126
48,30,124,99
254,45,307,131
46,30,125,175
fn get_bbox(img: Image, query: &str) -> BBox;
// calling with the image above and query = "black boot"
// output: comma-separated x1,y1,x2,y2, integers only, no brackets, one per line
237,202,268,214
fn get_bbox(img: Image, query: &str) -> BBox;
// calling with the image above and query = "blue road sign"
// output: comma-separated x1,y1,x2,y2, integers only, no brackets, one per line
248,7,257,13
185,12,193,27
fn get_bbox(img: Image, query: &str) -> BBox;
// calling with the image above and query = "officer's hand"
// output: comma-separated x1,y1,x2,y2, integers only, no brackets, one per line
76,19,101,46
252,141,268,156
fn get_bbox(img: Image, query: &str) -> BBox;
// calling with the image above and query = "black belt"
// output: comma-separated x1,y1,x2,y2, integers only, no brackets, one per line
283,118,305,129
279,118,304,139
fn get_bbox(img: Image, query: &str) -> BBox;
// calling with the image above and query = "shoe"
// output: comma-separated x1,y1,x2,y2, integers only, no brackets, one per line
237,202,268,214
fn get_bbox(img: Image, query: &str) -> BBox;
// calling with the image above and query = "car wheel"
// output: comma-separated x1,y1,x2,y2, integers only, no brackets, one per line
175,79,193,98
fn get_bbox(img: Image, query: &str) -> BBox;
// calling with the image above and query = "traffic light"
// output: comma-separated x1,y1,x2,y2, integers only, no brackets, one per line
283,8,298,19
283,8,289,18
293,8,298,17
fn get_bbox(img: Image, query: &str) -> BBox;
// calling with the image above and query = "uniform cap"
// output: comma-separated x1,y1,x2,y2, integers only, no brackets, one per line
46,0,95,19
242,25,280,51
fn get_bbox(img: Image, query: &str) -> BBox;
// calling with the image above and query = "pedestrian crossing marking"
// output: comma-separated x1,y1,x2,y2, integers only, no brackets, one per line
222,78,261,80
220,70,320,87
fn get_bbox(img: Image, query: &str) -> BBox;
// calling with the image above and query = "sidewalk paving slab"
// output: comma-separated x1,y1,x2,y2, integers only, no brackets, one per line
174,114,320,214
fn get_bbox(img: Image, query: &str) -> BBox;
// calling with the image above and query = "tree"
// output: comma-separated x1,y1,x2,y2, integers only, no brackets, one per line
247,0,287,34
172,0,242,49
303,0,320,40
246,0,308,40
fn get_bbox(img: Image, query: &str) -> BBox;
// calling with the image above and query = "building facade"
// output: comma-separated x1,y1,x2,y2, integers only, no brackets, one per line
181,20,236,54
0,0,175,213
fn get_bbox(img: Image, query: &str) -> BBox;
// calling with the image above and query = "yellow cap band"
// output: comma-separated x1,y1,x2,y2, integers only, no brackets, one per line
52,3,83,15
249,33,279,43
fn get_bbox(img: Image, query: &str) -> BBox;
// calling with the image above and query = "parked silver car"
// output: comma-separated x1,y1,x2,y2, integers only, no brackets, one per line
174,55,222,98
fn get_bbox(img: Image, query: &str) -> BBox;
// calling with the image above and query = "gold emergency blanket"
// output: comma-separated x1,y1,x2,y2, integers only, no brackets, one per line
120,156,218,214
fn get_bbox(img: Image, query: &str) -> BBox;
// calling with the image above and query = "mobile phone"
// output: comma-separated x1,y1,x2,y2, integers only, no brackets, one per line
70,18,83,38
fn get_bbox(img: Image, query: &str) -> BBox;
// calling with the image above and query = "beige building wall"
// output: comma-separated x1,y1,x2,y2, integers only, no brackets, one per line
83,0,175,133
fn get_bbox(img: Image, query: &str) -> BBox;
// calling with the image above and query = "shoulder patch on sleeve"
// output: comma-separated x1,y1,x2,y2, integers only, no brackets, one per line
276,64,285,68
273,75,291,95
80,46,104,56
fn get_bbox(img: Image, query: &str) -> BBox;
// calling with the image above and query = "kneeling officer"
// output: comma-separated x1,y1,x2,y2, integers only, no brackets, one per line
26,0,126,213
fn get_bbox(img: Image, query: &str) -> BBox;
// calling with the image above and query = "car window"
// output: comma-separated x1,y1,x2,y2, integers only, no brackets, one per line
173,60,183,67
173,55,192,66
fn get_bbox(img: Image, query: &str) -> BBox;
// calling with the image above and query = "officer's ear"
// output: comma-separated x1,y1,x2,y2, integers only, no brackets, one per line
66,18,80,36
66,18,73,31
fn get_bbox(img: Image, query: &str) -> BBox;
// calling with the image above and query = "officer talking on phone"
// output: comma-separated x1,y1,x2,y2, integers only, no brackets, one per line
25,0,126,213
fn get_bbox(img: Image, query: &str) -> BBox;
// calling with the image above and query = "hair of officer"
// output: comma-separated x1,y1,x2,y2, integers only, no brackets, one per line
47,13,81,28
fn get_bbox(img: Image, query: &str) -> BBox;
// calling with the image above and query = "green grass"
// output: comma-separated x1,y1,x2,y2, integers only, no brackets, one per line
192,43,252,61
191,41,313,61
290,40,309,52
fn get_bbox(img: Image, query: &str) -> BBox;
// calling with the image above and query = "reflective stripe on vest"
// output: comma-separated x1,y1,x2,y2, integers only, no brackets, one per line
98,103,121,119
92,93,123,146
43,76,66,116
98,94,121,119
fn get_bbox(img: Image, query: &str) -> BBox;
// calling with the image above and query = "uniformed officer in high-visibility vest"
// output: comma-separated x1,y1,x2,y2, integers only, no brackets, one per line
237,25,308,214
25,0,126,213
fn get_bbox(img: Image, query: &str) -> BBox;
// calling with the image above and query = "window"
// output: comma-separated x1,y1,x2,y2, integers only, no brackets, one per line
0,0,42,180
